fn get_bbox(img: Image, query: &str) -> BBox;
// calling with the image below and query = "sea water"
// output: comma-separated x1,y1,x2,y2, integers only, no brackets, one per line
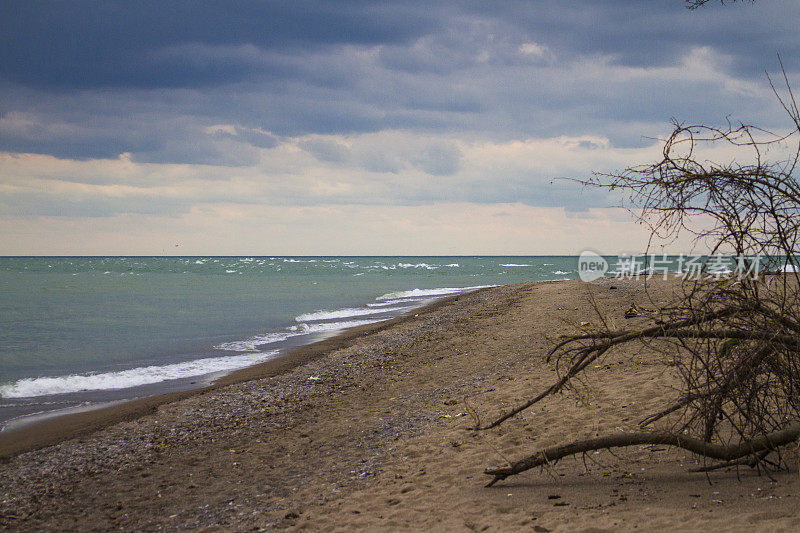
0,256,585,428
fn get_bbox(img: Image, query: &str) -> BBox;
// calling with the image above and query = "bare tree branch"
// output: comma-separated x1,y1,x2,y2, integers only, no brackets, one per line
480,61,800,486
485,423,800,487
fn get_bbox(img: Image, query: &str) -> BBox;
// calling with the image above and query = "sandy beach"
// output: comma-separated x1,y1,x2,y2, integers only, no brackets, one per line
1,278,799,531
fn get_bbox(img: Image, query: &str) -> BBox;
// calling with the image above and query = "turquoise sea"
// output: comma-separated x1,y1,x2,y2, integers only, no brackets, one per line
2,254,777,428
0,256,587,428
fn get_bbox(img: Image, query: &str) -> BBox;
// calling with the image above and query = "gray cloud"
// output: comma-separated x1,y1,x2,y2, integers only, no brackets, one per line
1,1,797,216
0,191,194,218
298,138,351,163
409,144,463,176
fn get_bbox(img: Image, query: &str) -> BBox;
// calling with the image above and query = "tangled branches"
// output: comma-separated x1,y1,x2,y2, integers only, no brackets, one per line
483,66,800,486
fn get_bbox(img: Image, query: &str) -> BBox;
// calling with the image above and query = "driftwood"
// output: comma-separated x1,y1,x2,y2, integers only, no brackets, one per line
688,449,773,472
484,422,800,487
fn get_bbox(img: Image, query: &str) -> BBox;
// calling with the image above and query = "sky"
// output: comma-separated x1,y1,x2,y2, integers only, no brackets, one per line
1,0,798,255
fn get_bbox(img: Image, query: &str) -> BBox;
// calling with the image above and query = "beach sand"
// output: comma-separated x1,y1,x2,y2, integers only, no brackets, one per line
1,279,799,531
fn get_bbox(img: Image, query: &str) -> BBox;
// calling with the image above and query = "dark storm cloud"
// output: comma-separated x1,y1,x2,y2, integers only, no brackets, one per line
3,1,794,91
0,0,438,89
1,0,799,212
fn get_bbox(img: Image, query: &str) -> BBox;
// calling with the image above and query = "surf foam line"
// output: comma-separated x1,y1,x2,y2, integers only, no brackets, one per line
215,318,387,352
367,298,425,308
227,285,493,352
295,305,414,322
0,351,280,399
288,319,385,334
376,285,497,301
214,332,296,352
2,285,495,399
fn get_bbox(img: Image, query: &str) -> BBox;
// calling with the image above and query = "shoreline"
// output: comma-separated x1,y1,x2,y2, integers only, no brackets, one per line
3,278,798,531
0,288,478,460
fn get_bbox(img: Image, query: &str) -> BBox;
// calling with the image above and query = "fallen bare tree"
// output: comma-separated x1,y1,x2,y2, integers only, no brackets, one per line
482,64,800,487
485,423,800,487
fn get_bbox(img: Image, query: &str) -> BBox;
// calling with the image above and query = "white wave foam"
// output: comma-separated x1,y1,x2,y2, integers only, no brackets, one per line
500,263,531,267
289,319,382,334
397,263,439,270
0,351,280,399
295,306,410,322
367,298,422,308
376,285,495,301
219,315,395,355
553,270,571,275
214,332,294,352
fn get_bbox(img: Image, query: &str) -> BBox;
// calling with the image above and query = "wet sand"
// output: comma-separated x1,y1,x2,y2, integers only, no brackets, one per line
1,279,798,531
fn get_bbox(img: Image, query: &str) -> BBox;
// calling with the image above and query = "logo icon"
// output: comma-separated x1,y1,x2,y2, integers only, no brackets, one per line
578,251,608,282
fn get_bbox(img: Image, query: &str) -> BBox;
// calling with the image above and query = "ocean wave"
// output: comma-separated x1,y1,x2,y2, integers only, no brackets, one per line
367,298,422,308
295,306,411,322
289,319,383,333
214,332,295,352
499,263,531,267
397,263,439,270
218,317,391,354
0,351,280,398
376,285,496,301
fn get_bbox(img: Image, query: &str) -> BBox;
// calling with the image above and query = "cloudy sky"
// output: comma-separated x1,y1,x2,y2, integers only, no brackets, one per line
1,0,797,255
